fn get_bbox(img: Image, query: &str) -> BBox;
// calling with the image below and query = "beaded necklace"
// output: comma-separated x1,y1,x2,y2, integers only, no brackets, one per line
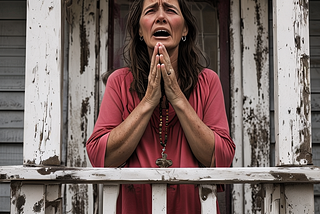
155,96,173,168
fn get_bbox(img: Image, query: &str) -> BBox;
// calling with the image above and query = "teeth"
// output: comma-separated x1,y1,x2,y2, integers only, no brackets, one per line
156,30,167,33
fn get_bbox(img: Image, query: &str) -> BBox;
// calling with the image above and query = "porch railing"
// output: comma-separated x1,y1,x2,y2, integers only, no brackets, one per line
1,166,319,213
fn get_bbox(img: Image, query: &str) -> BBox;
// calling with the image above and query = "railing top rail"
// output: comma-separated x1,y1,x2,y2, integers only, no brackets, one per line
1,165,320,184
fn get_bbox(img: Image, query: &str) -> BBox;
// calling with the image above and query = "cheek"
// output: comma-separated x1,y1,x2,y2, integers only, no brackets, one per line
171,18,185,33
139,18,154,35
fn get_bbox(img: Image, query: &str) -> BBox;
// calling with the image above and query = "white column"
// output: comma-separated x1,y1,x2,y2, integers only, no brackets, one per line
273,0,312,167
273,0,313,213
103,185,119,214
199,185,217,214
236,0,270,213
152,184,167,214
24,0,63,166
21,0,63,213
230,0,244,213
66,0,97,213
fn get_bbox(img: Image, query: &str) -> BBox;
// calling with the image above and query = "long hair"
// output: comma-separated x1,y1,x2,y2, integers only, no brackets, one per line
123,0,207,100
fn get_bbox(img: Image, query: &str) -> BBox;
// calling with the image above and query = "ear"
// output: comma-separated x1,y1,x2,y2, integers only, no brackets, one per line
139,27,143,37
182,23,188,37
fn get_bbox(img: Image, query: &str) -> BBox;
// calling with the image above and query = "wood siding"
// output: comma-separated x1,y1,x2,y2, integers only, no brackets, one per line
0,0,26,212
310,0,320,211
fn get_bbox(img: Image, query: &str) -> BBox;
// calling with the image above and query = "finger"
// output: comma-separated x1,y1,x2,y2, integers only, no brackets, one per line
158,47,174,76
158,43,170,64
149,50,161,83
150,44,160,70
160,63,171,78
156,57,161,80
159,54,173,76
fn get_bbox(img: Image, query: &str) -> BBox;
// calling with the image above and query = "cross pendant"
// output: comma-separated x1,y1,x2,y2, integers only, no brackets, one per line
156,153,173,168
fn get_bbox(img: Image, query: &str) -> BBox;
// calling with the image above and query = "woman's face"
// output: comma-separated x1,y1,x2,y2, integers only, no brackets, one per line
139,0,188,54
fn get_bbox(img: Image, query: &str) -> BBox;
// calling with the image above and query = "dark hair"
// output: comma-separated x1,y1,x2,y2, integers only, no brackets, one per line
123,0,207,100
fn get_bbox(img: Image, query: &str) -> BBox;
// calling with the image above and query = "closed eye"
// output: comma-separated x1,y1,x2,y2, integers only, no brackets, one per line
167,8,177,14
145,9,154,15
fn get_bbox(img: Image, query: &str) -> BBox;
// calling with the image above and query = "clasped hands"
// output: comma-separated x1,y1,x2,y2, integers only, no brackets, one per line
144,42,183,108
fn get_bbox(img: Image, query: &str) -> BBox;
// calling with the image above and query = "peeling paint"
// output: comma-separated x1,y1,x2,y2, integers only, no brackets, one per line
81,97,90,147
11,182,25,214
251,184,264,212
46,199,62,213
295,53,312,164
200,186,213,201
33,199,44,212
243,106,269,168
253,0,268,94
37,167,59,175
25,159,36,166
295,35,301,49
80,0,90,74
68,184,89,214
16,195,26,213
271,172,309,182
298,0,309,24
42,155,60,165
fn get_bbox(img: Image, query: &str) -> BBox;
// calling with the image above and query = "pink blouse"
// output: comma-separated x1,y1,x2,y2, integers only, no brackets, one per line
86,67,235,214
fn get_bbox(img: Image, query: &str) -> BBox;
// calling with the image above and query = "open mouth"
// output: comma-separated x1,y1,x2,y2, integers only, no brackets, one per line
153,30,170,37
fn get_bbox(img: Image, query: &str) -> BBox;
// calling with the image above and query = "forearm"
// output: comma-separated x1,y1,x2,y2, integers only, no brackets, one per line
105,99,155,167
172,97,215,167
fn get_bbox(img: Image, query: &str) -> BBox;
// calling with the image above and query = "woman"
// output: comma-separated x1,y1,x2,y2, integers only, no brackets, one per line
86,0,235,213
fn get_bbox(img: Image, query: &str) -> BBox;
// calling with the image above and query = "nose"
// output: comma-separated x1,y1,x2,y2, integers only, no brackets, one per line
156,9,167,24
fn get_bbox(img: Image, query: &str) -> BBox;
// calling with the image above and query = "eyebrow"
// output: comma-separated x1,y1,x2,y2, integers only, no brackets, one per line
143,2,158,13
163,2,179,12
142,2,180,14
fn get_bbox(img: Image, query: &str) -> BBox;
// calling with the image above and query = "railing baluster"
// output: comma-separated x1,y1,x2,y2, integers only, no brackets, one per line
11,182,45,214
103,184,119,214
199,184,217,214
152,184,167,214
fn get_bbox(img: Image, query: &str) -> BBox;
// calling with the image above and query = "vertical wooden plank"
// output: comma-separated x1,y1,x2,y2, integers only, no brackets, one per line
99,0,109,103
152,184,167,214
230,0,244,213
24,0,63,166
103,185,119,214
263,184,281,214
46,184,62,214
66,0,97,213
273,0,312,166
11,182,45,214
240,0,270,213
199,185,217,214
284,184,314,213
273,0,314,213
98,2,109,212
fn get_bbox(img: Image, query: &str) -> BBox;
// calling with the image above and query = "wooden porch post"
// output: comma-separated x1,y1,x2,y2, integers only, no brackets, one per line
66,0,101,213
13,0,64,213
230,0,244,213
272,0,314,213
230,0,270,213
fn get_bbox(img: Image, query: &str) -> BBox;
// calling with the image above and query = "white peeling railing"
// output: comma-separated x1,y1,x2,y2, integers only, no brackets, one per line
1,166,320,213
